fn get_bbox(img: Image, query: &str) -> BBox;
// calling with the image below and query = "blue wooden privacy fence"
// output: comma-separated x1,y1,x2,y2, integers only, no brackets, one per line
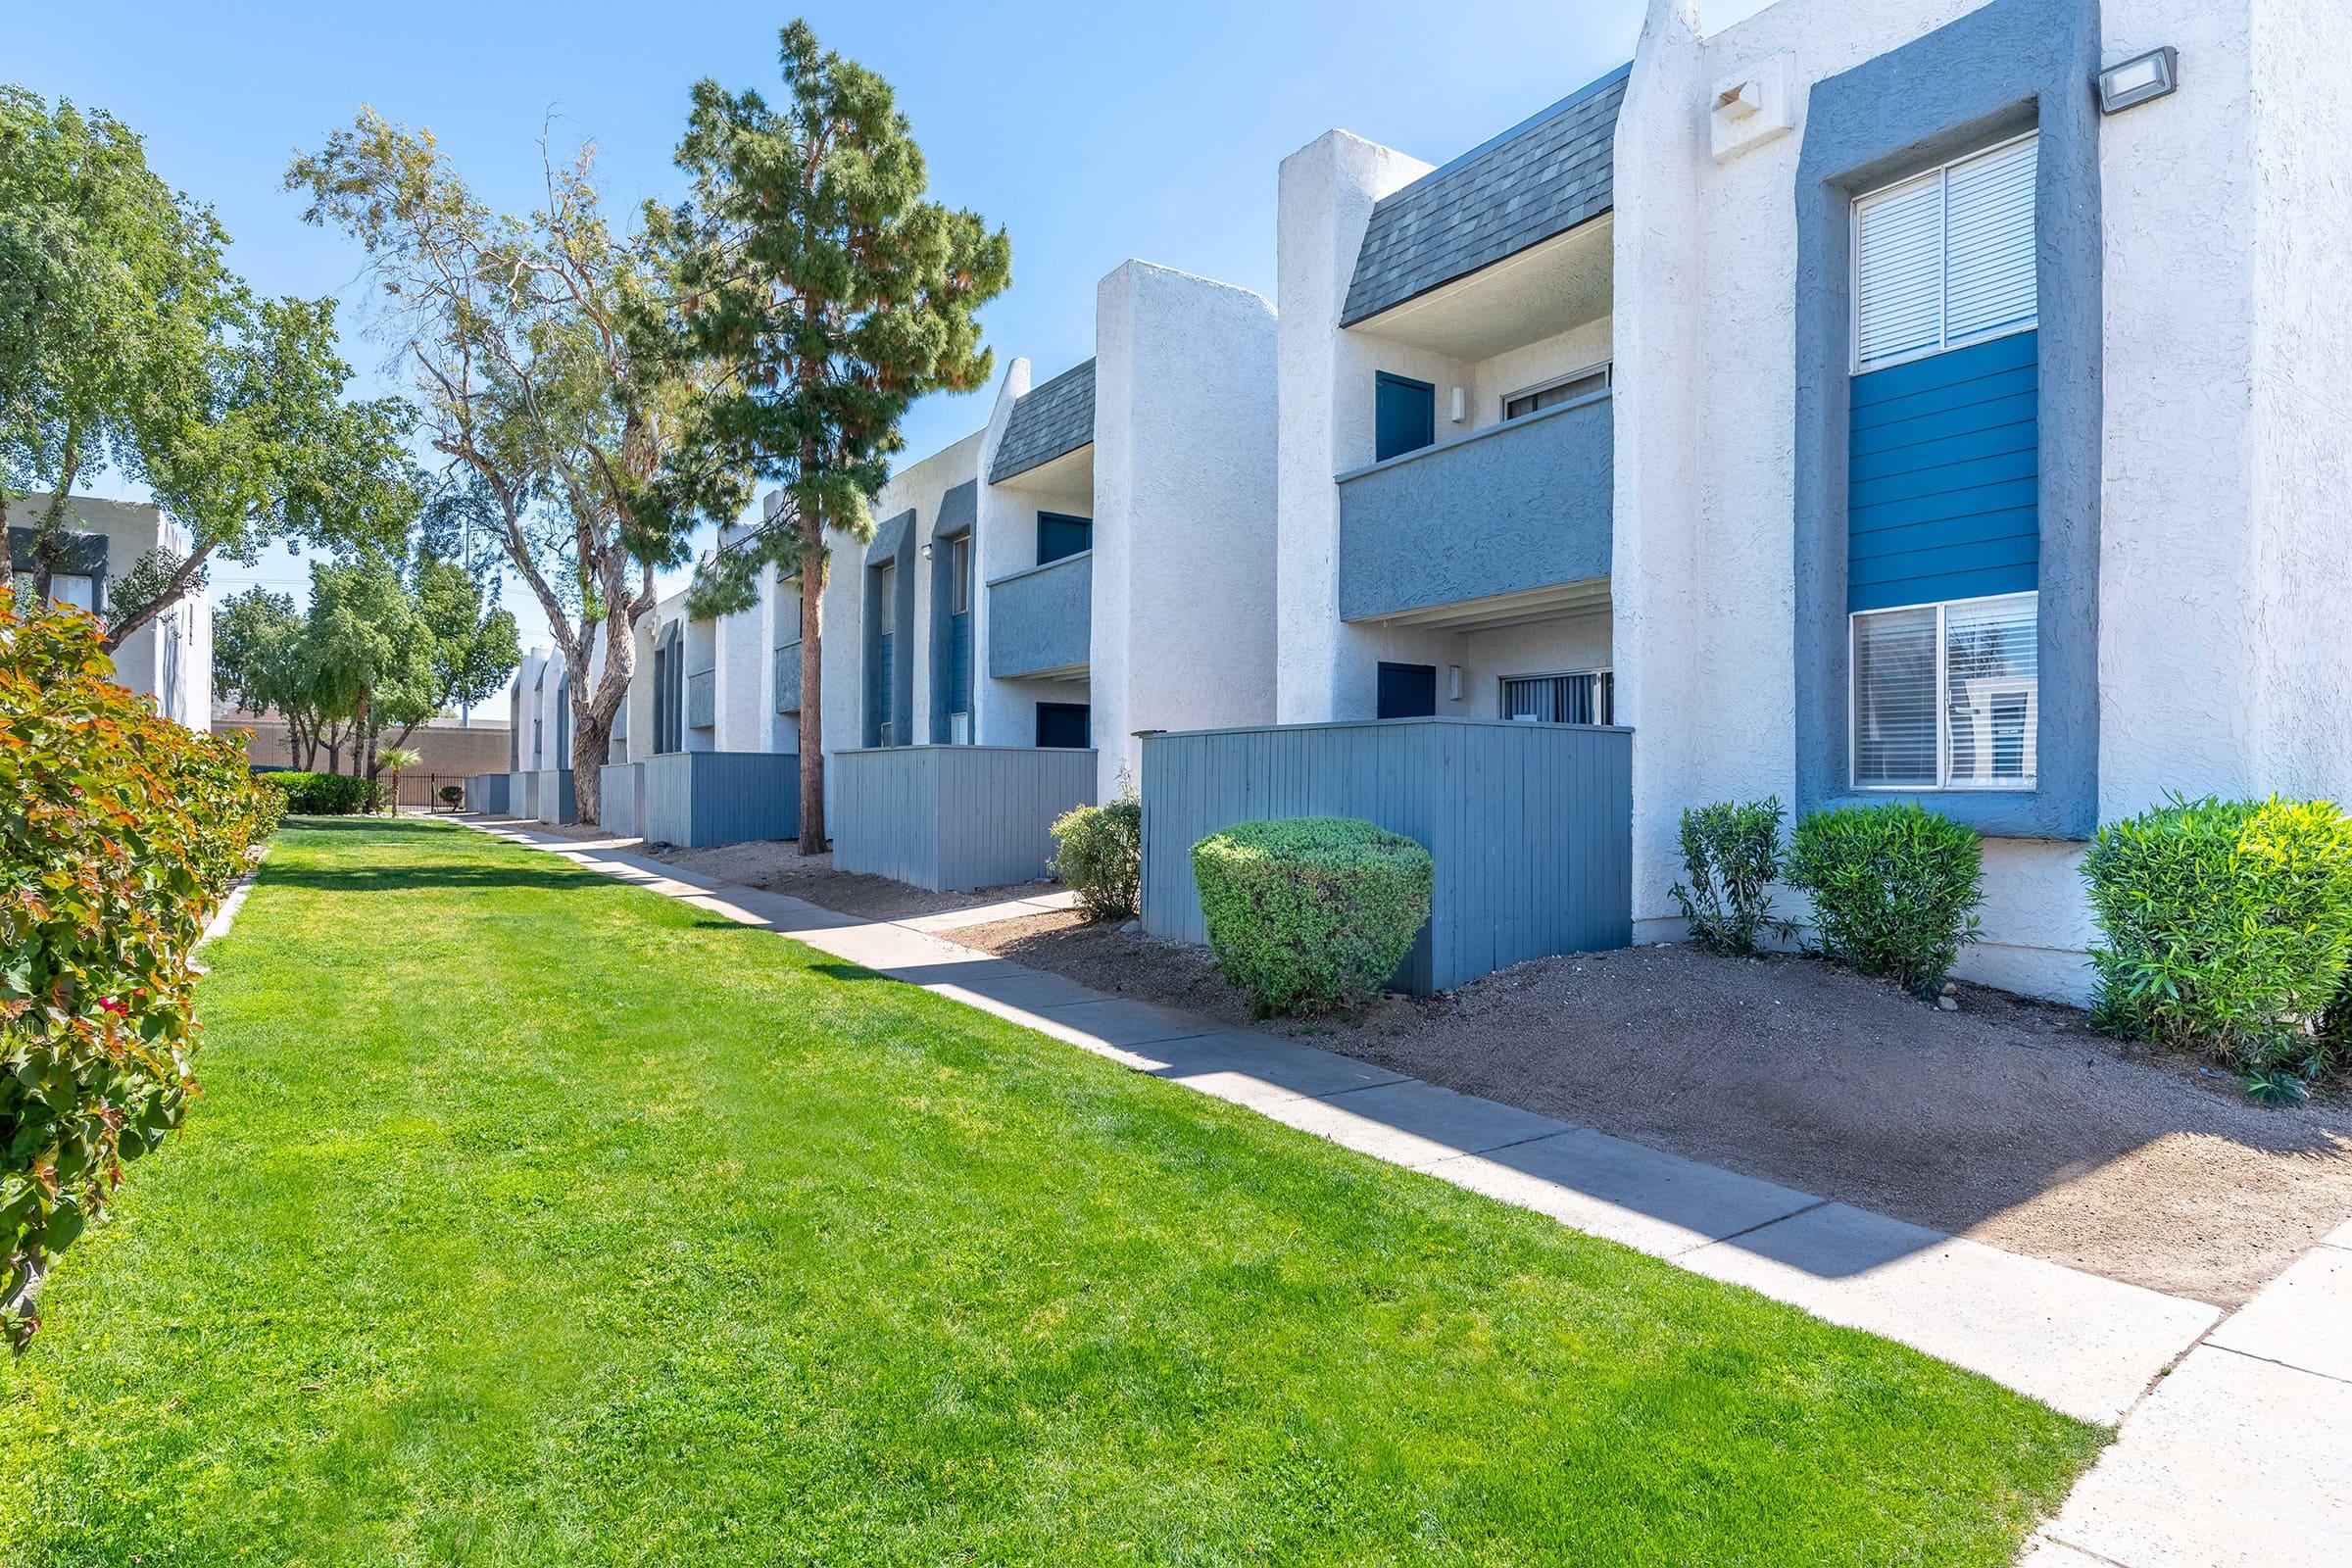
1141,717,1632,996
832,745,1095,892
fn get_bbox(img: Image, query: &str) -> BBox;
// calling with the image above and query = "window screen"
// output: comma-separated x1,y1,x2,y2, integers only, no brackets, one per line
1501,670,1614,724
1504,366,1610,420
1852,592,2036,790
1854,134,2037,370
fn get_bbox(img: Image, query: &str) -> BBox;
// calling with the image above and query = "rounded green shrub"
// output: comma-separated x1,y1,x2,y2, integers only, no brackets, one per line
1786,803,1983,998
2083,795,2352,1075
1050,783,1143,920
1191,817,1433,1016
259,769,381,815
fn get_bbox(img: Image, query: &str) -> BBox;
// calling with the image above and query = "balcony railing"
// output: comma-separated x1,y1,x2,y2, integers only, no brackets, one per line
1337,391,1613,623
986,550,1092,679
686,666,715,729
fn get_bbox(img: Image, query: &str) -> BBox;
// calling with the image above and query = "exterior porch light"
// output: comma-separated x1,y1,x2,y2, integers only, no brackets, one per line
2096,47,2178,115
1448,386,1467,424
920,541,933,561
1446,665,1463,701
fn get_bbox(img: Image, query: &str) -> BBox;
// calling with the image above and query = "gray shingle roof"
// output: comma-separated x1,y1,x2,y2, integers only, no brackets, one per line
988,359,1096,483
1342,65,1629,327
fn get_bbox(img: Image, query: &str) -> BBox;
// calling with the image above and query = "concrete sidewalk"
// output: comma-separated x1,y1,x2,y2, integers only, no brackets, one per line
2022,1223,2352,1566
455,816,2352,1563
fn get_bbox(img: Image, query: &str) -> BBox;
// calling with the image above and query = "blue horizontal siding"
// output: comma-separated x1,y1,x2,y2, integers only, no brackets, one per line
1848,331,2038,612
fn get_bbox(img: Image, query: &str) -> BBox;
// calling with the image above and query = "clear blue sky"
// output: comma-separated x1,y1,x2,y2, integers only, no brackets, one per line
9,0,1767,649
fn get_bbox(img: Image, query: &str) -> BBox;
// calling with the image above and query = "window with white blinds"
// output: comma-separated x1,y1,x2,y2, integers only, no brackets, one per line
1501,670,1614,725
1852,592,2037,790
1854,133,2038,371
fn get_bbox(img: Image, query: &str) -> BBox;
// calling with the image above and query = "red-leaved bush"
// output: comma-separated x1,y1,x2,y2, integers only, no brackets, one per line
1,589,281,1348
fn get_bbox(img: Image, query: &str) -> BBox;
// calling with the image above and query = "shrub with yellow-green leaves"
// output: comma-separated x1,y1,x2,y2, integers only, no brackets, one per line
2,589,280,1348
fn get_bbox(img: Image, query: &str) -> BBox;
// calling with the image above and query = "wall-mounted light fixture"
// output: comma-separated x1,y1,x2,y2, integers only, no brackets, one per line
2097,46,2178,115
1449,386,1467,423
920,541,934,561
1446,665,1463,702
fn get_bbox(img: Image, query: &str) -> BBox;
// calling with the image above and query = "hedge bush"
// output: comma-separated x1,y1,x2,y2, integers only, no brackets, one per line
260,769,381,815
2,592,280,1348
1192,817,1433,1016
1787,802,1983,998
1050,781,1143,920
1669,797,1792,956
2083,795,2352,1076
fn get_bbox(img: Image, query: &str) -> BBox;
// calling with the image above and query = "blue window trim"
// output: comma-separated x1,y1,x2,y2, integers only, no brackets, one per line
1792,0,2101,841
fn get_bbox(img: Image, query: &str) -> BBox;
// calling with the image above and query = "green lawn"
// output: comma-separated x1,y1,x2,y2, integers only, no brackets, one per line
3,818,2100,1565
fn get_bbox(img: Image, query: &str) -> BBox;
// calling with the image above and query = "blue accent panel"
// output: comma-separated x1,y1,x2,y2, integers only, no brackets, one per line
1850,328,2037,405
1849,393,2038,458
1849,505,2040,560
1845,331,2039,612
987,552,1091,678
949,613,971,704
1340,393,1612,622
1794,0,2100,841
1374,373,1436,462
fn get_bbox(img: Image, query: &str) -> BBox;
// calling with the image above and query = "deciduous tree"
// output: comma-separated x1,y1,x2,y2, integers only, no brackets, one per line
1,88,416,651
288,114,707,823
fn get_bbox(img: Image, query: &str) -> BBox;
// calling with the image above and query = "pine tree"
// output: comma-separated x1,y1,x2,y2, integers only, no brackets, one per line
647,20,1009,853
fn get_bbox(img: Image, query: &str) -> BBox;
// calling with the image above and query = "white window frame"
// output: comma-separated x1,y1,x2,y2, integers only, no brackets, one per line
1850,130,2039,375
1501,361,1612,422
1848,589,2037,793
1499,666,1615,725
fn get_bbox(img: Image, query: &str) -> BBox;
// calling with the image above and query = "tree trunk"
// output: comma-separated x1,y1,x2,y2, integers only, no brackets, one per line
797,539,827,855
572,709,607,825
29,439,83,607
570,581,643,829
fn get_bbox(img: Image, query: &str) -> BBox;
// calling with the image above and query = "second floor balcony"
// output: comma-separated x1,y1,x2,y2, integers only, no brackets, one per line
987,550,1092,679
1338,390,1613,627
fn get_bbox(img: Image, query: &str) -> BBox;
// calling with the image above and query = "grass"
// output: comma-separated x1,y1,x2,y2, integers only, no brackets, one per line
2,818,2102,1565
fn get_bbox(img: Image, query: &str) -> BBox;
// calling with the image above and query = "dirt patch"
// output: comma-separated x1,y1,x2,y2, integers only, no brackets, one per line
947,915,2352,1307
653,839,1055,923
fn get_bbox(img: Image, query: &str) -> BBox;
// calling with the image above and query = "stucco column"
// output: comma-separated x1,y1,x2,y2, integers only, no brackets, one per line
1094,260,1280,801
1611,0,1710,939
971,359,1033,748
1273,131,1432,723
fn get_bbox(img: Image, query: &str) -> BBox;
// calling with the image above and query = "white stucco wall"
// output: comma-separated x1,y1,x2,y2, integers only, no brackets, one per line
1090,260,1282,798
1599,0,2342,1003
968,358,1037,750
810,425,990,819
2243,0,2352,799
5,496,211,729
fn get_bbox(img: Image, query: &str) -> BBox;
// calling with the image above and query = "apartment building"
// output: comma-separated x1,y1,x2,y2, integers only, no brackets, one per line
816,258,1280,889
6,495,212,731
1143,0,2352,1001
